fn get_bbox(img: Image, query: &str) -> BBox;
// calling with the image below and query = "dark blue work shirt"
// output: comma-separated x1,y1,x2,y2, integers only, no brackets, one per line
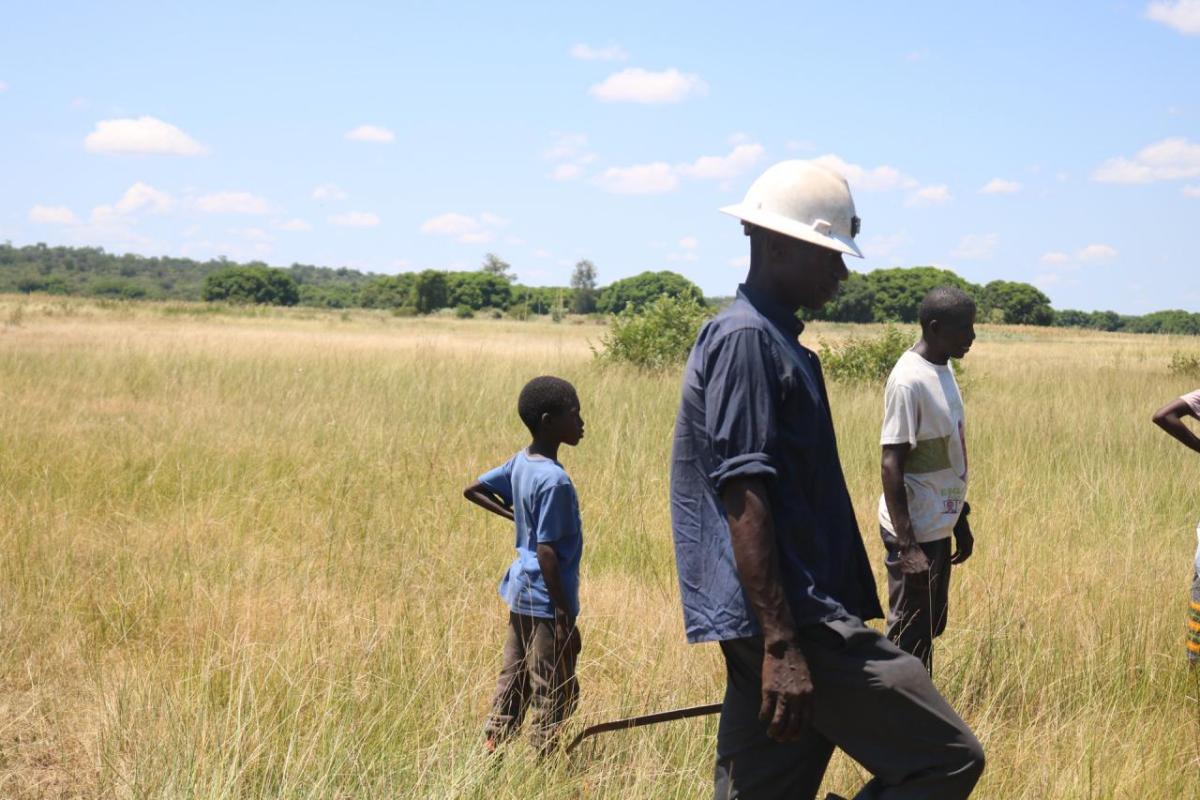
670,284,883,643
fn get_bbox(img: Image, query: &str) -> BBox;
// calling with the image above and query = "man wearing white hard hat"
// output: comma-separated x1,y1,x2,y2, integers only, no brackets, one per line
670,160,984,799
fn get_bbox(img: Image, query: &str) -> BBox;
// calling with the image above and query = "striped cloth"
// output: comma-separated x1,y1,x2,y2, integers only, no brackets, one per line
1190,571,1200,663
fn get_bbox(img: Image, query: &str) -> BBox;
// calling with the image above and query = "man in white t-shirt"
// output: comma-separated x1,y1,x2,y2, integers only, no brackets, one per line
878,286,977,674
1151,389,1200,665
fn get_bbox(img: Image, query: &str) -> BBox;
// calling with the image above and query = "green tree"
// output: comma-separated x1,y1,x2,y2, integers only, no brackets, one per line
570,259,598,314
480,253,516,283
596,271,705,314
446,271,513,310
809,271,875,322
412,270,449,313
979,280,1053,326
201,266,299,305
866,267,978,323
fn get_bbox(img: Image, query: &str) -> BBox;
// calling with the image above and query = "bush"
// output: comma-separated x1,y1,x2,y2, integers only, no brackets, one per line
1169,352,1200,378
202,266,298,305
455,304,474,319
819,326,916,383
596,271,705,314
594,294,712,369
507,303,530,321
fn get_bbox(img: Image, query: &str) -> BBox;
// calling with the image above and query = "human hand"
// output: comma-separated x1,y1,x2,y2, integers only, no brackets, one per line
758,641,815,742
554,610,577,652
897,542,931,577
951,519,974,565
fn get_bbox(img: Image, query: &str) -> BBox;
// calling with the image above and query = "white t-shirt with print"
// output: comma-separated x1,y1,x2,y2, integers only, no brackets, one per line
878,350,968,543
1183,390,1200,569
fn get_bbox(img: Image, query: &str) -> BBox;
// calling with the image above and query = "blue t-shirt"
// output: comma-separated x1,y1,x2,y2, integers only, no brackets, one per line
479,450,583,619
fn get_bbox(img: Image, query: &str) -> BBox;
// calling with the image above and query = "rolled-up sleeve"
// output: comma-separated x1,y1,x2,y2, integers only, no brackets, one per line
704,327,782,490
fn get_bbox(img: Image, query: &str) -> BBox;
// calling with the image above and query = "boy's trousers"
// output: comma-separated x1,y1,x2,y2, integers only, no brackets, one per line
714,619,984,800
485,611,580,750
882,532,952,674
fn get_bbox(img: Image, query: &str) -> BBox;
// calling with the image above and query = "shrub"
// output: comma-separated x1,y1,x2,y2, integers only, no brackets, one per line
819,326,916,383
507,303,530,321
594,294,712,369
201,266,298,305
455,304,474,319
1169,352,1200,378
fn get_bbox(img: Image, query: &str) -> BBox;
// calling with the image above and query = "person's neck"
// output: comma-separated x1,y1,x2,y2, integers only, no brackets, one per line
745,269,801,315
527,436,560,462
913,338,950,365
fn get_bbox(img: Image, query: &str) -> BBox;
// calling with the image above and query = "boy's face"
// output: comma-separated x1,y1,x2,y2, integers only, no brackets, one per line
543,400,585,446
932,312,976,359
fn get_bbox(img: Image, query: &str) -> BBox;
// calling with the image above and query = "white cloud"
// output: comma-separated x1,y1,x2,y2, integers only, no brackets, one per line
0,80,8,93
1034,273,1063,288
1184,184,1200,197
570,43,629,61
860,232,909,260
551,163,583,181
195,191,271,215
345,125,395,143
330,211,381,228
590,68,707,104
980,178,1022,194
679,236,698,249
905,184,952,206
594,162,678,194
950,233,998,259
29,205,78,224
1092,137,1200,183
1040,251,1071,264
84,116,207,156
115,182,173,215
534,248,552,259
811,154,919,192
230,227,272,242
420,211,507,242
312,183,348,201
1146,0,1200,34
544,133,589,161
729,255,751,270
278,218,311,231
91,182,174,223
677,143,764,180
1078,243,1117,262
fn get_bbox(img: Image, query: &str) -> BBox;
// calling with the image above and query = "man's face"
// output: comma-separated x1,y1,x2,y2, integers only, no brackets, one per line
770,234,850,310
932,313,977,359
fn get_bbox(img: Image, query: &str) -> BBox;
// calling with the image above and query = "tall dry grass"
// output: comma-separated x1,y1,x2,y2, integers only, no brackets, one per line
0,296,1197,798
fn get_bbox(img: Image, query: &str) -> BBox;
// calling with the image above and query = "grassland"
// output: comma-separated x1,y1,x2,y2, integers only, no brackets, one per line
0,295,1197,799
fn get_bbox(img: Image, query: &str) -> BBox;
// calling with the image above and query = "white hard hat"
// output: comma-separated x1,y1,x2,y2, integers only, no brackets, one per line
720,160,863,258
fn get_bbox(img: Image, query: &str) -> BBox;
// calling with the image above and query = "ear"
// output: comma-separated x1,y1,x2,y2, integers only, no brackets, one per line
538,411,553,430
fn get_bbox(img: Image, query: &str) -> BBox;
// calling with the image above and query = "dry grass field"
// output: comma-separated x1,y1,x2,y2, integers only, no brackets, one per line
0,295,1198,798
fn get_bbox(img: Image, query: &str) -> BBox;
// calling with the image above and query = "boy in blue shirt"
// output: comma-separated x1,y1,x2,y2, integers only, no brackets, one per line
464,375,585,753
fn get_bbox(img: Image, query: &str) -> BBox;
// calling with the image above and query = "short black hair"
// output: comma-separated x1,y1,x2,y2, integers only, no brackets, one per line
918,286,976,330
518,376,579,434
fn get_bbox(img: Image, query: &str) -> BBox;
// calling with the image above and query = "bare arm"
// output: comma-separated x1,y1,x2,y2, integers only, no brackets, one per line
721,476,813,743
881,444,931,575
463,482,515,521
1152,399,1200,455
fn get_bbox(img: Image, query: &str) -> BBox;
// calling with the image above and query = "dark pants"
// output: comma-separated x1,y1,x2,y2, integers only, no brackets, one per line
484,612,580,751
714,618,984,800
1189,570,1199,664
882,533,952,675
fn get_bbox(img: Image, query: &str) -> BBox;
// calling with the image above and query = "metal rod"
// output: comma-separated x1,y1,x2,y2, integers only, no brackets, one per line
564,702,723,754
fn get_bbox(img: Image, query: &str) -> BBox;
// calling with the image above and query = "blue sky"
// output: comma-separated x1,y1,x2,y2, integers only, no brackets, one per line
1,1,1198,313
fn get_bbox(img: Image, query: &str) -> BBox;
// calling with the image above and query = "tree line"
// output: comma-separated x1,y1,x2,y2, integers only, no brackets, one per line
2,241,1197,334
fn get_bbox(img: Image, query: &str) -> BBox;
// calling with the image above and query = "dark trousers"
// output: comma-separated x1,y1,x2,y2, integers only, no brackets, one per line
484,612,580,751
714,619,983,799
882,533,952,675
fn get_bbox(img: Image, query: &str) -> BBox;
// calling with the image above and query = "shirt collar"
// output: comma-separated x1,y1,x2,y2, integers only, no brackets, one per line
737,283,805,337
